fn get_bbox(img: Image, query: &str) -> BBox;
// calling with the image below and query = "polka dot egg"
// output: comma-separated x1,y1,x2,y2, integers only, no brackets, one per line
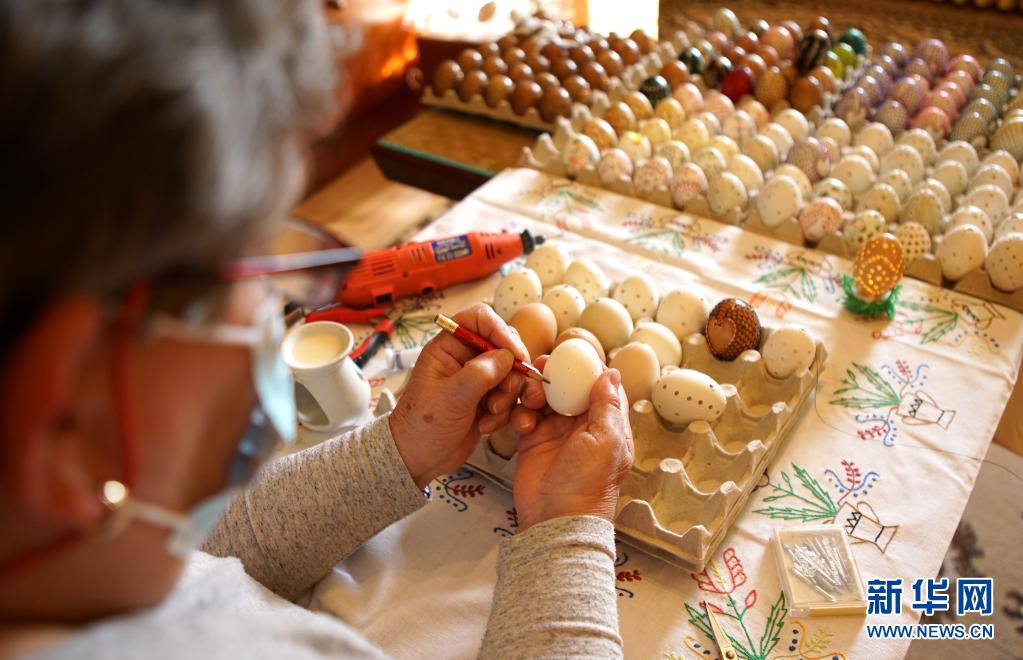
831,155,874,194
963,184,1009,223
756,175,803,227
775,108,811,140
708,172,749,215
813,177,853,211
970,164,1013,198
640,118,673,147
948,205,993,244
563,258,611,303
880,144,925,183
930,160,968,198
894,221,932,261
983,150,1019,185
845,210,887,254
612,273,660,321
494,268,543,320
652,368,726,427
654,97,686,128
900,188,945,235
937,225,987,281
524,243,571,287
938,140,980,174
728,153,765,193
656,289,709,341
858,183,900,223
675,118,711,152
723,110,757,149
878,168,914,203
986,234,1023,291
897,128,937,164
542,284,586,333
744,134,779,173
855,122,895,156
816,118,852,147
761,324,816,379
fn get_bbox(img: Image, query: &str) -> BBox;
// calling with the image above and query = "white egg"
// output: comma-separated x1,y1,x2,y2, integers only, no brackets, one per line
996,215,1023,241
900,188,945,235
846,144,880,173
917,178,951,213
937,140,979,174
969,164,1014,198
756,175,803,227
619,131,653,164
831,155,874,194
656,289,708,341
542,338,604,416
937,225,987,281
612,273,660,321
542,284,586,333
816,118,852,147
761,324,816,378
982,150,1020,184
775,108,811,140
813,177,853,211
709,134,740,160
878,168,914,202
858,183,900,222
894,222,932,261
727,153,764,192
986,234,1023,291
761,122,794,158
652,368,726,426
640,117,673,147
629,321,682,368
525,243,570,287
743,134,779,173
896,128,936,163
855,122,894,156
881,145,925,182
948,205,993,244
563,259,611,303
708,171,749,215
963,184,1010,223
774,164,813,199
609,342,660,403
578,297,635,351
493,268,542,320
930,160,968,198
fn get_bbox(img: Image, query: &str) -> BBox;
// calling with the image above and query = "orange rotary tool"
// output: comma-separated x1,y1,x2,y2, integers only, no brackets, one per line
336,229,544,308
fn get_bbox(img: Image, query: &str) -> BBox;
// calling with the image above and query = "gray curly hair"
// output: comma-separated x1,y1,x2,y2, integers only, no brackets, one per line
0,0,337,344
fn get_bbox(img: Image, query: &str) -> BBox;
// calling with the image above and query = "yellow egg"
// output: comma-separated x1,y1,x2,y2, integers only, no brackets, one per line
509,302,557,360
853,233,906,300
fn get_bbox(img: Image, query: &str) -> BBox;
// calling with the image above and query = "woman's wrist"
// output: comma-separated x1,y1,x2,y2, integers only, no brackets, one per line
387,404,433,489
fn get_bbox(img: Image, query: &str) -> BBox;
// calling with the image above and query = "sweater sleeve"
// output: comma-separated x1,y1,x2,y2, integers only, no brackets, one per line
479,515,623,659
202,413,426,600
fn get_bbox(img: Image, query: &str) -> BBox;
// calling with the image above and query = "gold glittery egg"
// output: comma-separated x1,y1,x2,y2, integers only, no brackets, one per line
853,233,906,300
623,90,654,121
604,101,637,134
582,117,618,150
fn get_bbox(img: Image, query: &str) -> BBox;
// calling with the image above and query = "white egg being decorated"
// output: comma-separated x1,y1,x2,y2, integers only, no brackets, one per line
656,289,708,340
542,284,586,333
937,225,987,281
628,321,682,368
612,273,660,321
761,324,816,378
493,268,542,320
542,338,604,416
525,243,570,287
652,368,727,426
609,342,660,403
578,297,634,351
563,259,611,303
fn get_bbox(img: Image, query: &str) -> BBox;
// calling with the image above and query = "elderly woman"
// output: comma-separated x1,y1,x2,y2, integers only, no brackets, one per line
0,1,633,658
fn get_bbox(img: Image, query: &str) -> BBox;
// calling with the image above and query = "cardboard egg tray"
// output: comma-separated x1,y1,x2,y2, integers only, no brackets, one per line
420,31,691,132
467,328,827,572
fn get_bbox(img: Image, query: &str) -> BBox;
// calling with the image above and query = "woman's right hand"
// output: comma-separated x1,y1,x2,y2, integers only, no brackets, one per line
508,361,634,531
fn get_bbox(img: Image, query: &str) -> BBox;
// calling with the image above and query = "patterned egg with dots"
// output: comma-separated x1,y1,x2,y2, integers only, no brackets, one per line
894,222,932,262
853,233,906,299
542,284,586,334
986,234,1023,292
524,243,571,288
705,298,762,360
652,368,727,425
671,162,709,208
563,258,611,303
612,273,660,322
845,210,887,255
493,268,543,320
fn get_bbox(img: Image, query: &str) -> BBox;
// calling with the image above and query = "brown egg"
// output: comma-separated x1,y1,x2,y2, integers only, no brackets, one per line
539,86,572,121
623,90,654,120
526,52,551,72
808,65,837,93
457,69,488,102
579,61,610,91
604,101,637,133
660,60,691,89
503,46,527,64
478,42,501,58
541,41,568,61
562,74,592,104
432,60,463,96
510,79,543,115
535,71,560,90
630,29,655,53
590,37,610,54
725,45,747,64
597,50,624,77
497,34,518,51
481,56,508,76
853,233,905,299
614,38,641,65
742,53,768,79
810,15,834,39
582,117,618,149
510,303,558,360
704,30,731,53
508,62,534,82
485,74,514,108
551,57,578,79
519,37,542,57
781,63,799,83
554,328,606,363
736,32,759,52
569,44,595,65
757,43,780,67
789,74,824,113
755,66,789,108
457,48,484,71
705,298,762,361
781,20,803,42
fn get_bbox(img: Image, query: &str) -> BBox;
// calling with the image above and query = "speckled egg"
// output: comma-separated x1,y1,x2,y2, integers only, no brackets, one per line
918,178,951,213
855,122,895,156
744,134,780,172
813,177,853,211
728,153,765,193
858,183,901,223
597,148,634,185
880,145,925,183
708,171,749,216
563,258,611,303
675,118,711,153
619,131,653,165
894,221,932,261
629,321,682,368
656,289,708,340
705,298,762,361
761,122,795,159
970,164,1013,198
671,163,709,208
799,196,844,242
757,174,803,227
948,205,993,244
831,155,874,194
612,273,660,321
937,140,980,174
787,136,831,183
525,243,570,287
633,156,673,195
983,150,1020,185
897,128,937,164
578,297,635,352
542,284,586,333
775,108,811,140
900,188,945,235
640,118,673,147
937,225,987,281
817,118,852,147
493,268,543,320
845,210,887,253
609,342,659,403
562,134,600,178
652,368,727,426
931,160,968,198
582,118,618,150
542,338,604,417
762,324,816,378
963,184,1009,223
878,168,913,203
986,234,1023,291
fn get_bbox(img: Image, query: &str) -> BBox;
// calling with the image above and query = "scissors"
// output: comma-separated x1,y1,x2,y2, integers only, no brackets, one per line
704,601,737,660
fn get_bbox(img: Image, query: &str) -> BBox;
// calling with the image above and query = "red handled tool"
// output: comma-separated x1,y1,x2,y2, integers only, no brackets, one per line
434,313,548,384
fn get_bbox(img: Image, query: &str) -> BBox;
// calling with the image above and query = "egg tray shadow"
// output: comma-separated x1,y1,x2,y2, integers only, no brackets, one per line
466,330,827,572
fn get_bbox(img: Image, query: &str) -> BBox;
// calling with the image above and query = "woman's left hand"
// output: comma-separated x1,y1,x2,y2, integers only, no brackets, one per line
388,304,539,488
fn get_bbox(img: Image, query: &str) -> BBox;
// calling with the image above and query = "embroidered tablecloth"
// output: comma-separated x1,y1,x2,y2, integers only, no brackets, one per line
304,168,1023,660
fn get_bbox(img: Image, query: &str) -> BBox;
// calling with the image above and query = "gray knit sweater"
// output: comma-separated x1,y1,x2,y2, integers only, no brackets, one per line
40,414,623,659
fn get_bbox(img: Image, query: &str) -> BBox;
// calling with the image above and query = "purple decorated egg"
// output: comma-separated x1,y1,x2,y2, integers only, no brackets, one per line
925,89,959,122
872,54,900,78
855,74,884,105
914,38,948,77
875,99,909,135
904,58,933,83
910,106,951,140
882,42,909,68
787,136,831,182
948,54,983,82
866,65,892,90
836,86,872,125
890,77,927,115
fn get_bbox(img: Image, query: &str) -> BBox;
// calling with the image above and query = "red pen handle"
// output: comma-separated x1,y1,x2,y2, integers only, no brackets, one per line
436,313,544,382
451,325,498,353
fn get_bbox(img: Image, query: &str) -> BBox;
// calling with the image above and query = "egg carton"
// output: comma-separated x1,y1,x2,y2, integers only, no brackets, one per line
467,329,827,572
420,31,690,132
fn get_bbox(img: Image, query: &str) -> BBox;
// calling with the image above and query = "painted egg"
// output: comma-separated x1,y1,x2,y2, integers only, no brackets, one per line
744,134,780,173
835,86,871,126
757,175,803,227
542,338,604,416
986,234,1023,291
904,57,933,84
562,134,600,178
817,118,852,147
656,289,708,340
948,205,993,244
775,108,811,140
991,119,1023,161
737,98,770,129
692,146,725,179
787,137,831,183
875,99,909,136
705,298,762,361
937,225,987,281
845,210,887,253
761,122,795,159
948,54,983,81
963,184,1009,224
704,91,736,124
708,171,749,216
609,342,659,403
855,122,895,156
656,140,691,172
652,368,727,426
970,164,1013,198
723,110,757,149
899,188,945,235
581,118,618,151
525,243,571,287
509,302,558,360
619,131,653,164
623,90,654,121
930,160,968,198
671,162,709,208
983,150,1020,185
604,101,638,134
880,145,925,183
755,66,789,108
853,233,906,299
629,321,682,368
799,196,844,242
639,75,671,107
813,177,853,211
640,118,673,147
554,327,606,364
762,26,796,61
578,297,634,352
830,155,874,194
894,221,932,261
910,106,951,140
563,258,611,303
493,268,543,320
945,70,976,97
897,128,937,164
858,183,900,223
995,215,1023,242
655,98,687,128
633,156,673,195
675,118,711,153
762,324,816,378
597,148,634,185
774,164,813,199
890,77,927,115
612,273,660,321
542,284,586,334
878,168,913,203
963,98,997,125
728,153,764,193
673,82,704,116
949,111,987,145
937,140,979,174
918,178,951,213
695,111,722,136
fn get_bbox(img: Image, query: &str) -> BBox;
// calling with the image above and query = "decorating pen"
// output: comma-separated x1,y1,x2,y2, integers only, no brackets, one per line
434,313,549,384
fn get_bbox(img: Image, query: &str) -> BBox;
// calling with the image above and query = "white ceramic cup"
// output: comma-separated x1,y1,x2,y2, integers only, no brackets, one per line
281,321,371,432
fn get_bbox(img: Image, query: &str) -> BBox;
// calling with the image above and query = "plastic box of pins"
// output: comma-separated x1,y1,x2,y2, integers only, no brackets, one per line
773,524,867,617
